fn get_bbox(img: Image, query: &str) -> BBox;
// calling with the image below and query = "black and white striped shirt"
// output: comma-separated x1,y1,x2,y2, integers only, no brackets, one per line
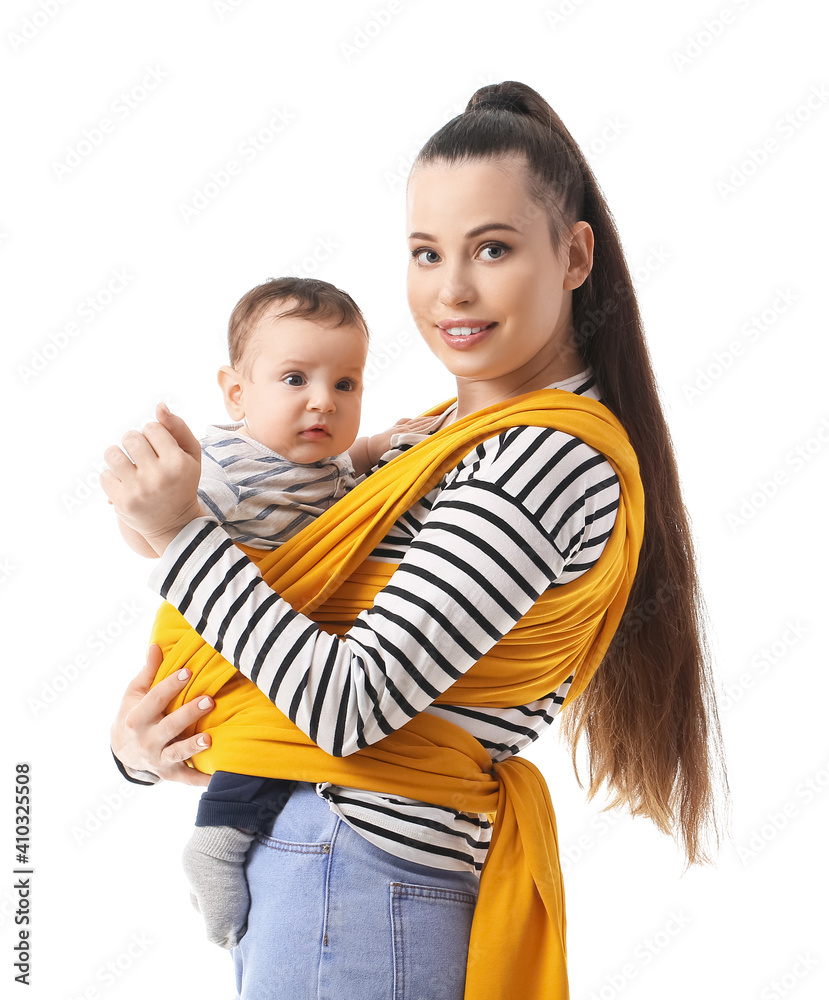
148,370,621,874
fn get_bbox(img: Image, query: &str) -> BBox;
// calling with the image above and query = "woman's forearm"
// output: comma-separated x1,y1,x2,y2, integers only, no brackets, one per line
148,432,618,757
117,518,160,558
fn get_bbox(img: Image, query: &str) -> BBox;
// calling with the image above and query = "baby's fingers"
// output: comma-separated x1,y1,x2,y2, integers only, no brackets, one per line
408,415,444,430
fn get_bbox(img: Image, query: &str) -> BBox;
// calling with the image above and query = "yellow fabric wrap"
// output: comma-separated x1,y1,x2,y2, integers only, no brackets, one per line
149,387,645,1000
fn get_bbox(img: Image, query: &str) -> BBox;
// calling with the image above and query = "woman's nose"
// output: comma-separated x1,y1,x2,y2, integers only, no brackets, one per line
438,263,475,307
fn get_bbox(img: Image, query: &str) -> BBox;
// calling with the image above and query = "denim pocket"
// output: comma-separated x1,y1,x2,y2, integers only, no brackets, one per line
390,882,477,1000
256,834,332,855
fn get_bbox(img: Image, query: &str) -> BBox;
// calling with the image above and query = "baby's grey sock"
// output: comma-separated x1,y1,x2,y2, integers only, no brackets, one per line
182,825,257,950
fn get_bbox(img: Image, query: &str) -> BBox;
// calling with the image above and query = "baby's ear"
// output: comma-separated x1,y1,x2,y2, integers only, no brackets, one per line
217,365,245,421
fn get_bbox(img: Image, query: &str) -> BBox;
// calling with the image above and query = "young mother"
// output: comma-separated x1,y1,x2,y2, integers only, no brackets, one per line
105,81,725,999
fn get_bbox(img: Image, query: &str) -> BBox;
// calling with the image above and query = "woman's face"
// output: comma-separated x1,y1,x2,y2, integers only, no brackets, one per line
405,156,592,392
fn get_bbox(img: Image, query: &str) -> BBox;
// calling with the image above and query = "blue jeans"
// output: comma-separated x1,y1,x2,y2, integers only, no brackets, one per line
231,781,480,1000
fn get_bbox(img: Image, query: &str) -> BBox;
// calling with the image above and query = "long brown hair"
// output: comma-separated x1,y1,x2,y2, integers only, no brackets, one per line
412,81,728,866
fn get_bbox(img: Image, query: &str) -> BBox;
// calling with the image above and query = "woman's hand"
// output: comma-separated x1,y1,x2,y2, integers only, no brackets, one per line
111,644,214,786
101,403,203,555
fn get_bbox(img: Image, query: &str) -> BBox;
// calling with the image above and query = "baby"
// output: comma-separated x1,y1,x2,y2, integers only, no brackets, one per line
116,276,437,948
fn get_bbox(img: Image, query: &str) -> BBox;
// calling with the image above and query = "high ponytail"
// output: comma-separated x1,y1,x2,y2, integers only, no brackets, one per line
413,81,728,867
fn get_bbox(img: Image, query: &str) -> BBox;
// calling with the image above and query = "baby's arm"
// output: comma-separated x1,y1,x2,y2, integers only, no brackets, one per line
349,414,441,476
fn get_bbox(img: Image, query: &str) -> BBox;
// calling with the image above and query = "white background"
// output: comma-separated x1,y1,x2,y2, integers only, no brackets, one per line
3,1,827,997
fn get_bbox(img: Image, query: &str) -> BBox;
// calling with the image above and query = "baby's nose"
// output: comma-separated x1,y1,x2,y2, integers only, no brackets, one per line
308,389,336,411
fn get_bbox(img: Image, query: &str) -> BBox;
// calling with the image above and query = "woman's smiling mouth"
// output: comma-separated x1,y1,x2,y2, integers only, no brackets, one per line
436,320,497,348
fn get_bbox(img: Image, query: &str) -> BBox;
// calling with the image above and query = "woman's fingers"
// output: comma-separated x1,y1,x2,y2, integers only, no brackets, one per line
153,697,214,785
100,432,159,507
154,690,214,749
140,419,185,462
111,643,215,783
123,664,192,728
99,407,203,545
157,745,213,786
102,416,191,486
111,645,165,740
130,643,164,694
155,403,203,463
120,427,160,464
102,443,136,483
124,669,214,751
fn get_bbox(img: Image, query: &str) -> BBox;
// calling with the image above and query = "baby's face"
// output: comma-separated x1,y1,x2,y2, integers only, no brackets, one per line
237,312,367,463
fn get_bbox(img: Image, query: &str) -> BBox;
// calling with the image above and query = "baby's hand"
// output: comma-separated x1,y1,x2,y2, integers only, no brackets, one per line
366,415,443,466
349,415,444,476
390,415,444,434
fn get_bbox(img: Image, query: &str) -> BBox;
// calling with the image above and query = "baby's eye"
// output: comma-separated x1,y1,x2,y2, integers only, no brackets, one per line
336,379,357,391
411,248,440,266
283,374,305,386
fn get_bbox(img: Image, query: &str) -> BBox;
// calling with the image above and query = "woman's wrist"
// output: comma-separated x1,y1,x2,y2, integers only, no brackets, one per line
141,500,206,555
111,748,160,785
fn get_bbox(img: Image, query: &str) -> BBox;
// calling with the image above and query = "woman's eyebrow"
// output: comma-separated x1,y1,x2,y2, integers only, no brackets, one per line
408,222,522,241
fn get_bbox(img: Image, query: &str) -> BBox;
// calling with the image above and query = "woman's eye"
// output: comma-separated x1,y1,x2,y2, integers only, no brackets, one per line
283,374,305,386
411,248,440,265
479,243,508,261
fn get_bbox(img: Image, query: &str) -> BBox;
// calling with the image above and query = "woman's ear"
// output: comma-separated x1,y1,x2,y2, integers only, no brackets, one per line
563,221,594,291
218,365,246,421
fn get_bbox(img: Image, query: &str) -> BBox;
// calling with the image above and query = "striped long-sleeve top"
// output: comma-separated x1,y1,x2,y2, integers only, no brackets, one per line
147,369,621,875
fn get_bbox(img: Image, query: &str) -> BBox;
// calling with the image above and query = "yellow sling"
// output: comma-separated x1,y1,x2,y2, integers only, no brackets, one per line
149,387,645,999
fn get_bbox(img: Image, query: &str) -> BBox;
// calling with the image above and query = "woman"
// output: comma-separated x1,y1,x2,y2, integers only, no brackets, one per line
105,81,727,999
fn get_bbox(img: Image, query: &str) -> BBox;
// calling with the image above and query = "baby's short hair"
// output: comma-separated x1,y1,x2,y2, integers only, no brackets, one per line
228,277,369,375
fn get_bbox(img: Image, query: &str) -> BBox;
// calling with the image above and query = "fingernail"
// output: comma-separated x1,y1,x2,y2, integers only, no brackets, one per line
159,402,170,414
198,697,212,710
177,669,190,681
196,736,210,748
